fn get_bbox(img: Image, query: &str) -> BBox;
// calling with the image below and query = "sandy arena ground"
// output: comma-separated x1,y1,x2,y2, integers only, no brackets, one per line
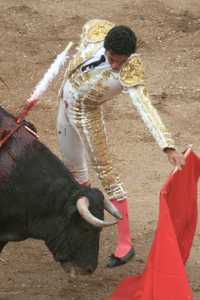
0,0,200,299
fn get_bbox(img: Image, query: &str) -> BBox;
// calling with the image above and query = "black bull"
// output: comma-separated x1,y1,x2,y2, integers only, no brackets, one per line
0,105,118,275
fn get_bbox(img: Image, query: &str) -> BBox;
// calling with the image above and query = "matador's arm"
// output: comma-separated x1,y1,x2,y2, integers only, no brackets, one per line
128,85,175,150
120,54,175,150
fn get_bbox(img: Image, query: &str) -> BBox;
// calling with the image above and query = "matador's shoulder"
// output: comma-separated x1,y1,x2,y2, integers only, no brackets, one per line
80,19,115,46
120,54,145,87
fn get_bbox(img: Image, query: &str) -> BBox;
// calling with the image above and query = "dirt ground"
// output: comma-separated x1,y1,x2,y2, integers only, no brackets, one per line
0,0,200,299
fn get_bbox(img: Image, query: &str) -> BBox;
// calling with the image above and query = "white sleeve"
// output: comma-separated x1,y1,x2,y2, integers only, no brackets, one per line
128,85,176,150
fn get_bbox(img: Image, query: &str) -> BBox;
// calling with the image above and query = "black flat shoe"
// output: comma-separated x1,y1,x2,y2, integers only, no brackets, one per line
106,247,135,268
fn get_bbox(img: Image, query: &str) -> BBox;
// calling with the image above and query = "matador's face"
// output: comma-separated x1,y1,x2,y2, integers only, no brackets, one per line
106,50,129,71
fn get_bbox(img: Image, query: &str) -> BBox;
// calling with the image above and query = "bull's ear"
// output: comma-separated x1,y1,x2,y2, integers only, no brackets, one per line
84,188,105,219
81,188,104,210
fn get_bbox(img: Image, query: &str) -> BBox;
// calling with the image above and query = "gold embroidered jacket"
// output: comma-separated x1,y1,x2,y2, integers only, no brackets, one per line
59,19,175,199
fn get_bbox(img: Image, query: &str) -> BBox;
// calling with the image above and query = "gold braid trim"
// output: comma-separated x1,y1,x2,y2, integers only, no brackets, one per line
120,54,145,87
72,104,127,199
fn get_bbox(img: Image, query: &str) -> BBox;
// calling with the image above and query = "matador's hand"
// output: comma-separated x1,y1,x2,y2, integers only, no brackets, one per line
164,148,186,170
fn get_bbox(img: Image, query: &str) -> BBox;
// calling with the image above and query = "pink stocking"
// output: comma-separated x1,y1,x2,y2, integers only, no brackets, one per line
111,198,133,258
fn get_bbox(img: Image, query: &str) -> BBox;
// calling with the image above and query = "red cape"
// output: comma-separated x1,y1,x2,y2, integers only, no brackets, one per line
105,149,200,300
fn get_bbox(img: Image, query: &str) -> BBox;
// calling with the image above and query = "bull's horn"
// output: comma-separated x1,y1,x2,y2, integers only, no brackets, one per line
103,198,123,219
76,197,117,228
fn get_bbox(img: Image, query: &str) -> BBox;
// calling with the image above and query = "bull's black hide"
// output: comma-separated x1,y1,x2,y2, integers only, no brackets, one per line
0,105,104,274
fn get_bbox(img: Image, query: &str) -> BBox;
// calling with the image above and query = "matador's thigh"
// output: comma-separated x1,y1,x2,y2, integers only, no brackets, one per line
57,99,89,184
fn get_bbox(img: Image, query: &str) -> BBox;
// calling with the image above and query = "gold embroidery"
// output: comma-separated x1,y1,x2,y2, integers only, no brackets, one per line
67,52,84,77
101,70,111,81
66,45,103,79
142,87,148,97
73,104,126,198
82,19,114,43
120,55,145,87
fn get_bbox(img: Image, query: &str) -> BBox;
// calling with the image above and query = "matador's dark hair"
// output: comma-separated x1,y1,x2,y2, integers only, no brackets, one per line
104,25,137,56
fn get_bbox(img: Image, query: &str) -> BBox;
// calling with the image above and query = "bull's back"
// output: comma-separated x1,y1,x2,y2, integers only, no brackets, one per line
0,106,79,216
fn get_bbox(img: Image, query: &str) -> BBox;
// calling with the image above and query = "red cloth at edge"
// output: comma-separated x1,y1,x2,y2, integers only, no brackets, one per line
105,149,200,300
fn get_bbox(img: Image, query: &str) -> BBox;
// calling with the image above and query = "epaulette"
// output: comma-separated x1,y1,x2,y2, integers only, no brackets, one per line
120,54,145,87
80,19,114,45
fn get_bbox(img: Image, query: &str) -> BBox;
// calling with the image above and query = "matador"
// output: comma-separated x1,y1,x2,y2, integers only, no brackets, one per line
56,19,185,268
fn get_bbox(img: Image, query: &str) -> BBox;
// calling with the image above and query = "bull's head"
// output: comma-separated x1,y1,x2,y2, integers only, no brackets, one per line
45,188,121,276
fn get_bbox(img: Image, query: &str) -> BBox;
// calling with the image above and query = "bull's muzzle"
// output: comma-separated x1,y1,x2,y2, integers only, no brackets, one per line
61,261,95,277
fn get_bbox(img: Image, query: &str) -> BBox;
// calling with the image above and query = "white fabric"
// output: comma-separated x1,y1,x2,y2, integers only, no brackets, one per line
81,47,110,72
57,99,89,184
29,43,73,102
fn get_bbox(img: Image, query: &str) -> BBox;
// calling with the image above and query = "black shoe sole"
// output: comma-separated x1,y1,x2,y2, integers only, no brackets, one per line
107,248,135,268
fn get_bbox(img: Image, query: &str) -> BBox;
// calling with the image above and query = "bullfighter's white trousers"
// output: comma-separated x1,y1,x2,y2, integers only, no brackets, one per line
57,99,89,184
